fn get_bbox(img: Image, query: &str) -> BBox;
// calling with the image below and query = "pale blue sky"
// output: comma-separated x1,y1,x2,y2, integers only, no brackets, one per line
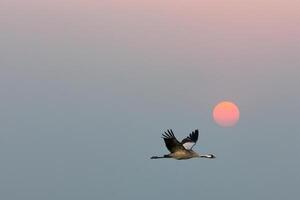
1,1,300,199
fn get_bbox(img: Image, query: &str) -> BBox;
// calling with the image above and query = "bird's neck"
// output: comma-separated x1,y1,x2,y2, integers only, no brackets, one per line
199,154,215,159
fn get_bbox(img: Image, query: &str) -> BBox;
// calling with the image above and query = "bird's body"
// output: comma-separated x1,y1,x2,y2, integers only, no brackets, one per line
170,149,198,160
151,129,215,160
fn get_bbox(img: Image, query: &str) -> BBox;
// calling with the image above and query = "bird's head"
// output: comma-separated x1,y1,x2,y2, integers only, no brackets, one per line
207,154,216,159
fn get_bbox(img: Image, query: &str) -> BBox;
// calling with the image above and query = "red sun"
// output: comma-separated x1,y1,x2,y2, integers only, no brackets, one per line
213,101,240,127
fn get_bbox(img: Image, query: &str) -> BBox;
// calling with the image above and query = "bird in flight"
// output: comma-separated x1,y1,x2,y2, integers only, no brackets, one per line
151,129,216,160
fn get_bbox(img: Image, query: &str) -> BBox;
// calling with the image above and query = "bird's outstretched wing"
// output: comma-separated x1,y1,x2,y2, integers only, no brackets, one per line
162,129,185,153
181,129,199,150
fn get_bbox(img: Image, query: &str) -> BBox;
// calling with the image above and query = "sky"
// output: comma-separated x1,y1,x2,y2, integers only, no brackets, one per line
1,1,300,199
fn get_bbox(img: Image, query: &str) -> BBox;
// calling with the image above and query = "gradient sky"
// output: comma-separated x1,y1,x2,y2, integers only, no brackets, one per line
1,1,300,199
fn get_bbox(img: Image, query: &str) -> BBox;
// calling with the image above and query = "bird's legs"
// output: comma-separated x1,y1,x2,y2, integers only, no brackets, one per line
150,154,171,159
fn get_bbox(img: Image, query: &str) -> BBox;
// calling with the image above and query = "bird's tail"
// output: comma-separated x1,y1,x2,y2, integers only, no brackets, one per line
150,154,170,159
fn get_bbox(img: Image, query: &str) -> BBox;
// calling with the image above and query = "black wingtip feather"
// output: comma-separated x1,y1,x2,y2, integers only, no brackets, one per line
184,129,199,143
162,129,175,139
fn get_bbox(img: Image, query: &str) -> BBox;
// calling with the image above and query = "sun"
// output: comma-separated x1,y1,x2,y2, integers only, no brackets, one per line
213,101,240,127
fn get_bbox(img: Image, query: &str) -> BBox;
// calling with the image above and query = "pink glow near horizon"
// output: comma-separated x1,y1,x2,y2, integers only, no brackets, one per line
2,0,299,66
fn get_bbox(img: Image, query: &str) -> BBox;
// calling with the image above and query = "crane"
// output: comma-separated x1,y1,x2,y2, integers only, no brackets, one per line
151,129,215,160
